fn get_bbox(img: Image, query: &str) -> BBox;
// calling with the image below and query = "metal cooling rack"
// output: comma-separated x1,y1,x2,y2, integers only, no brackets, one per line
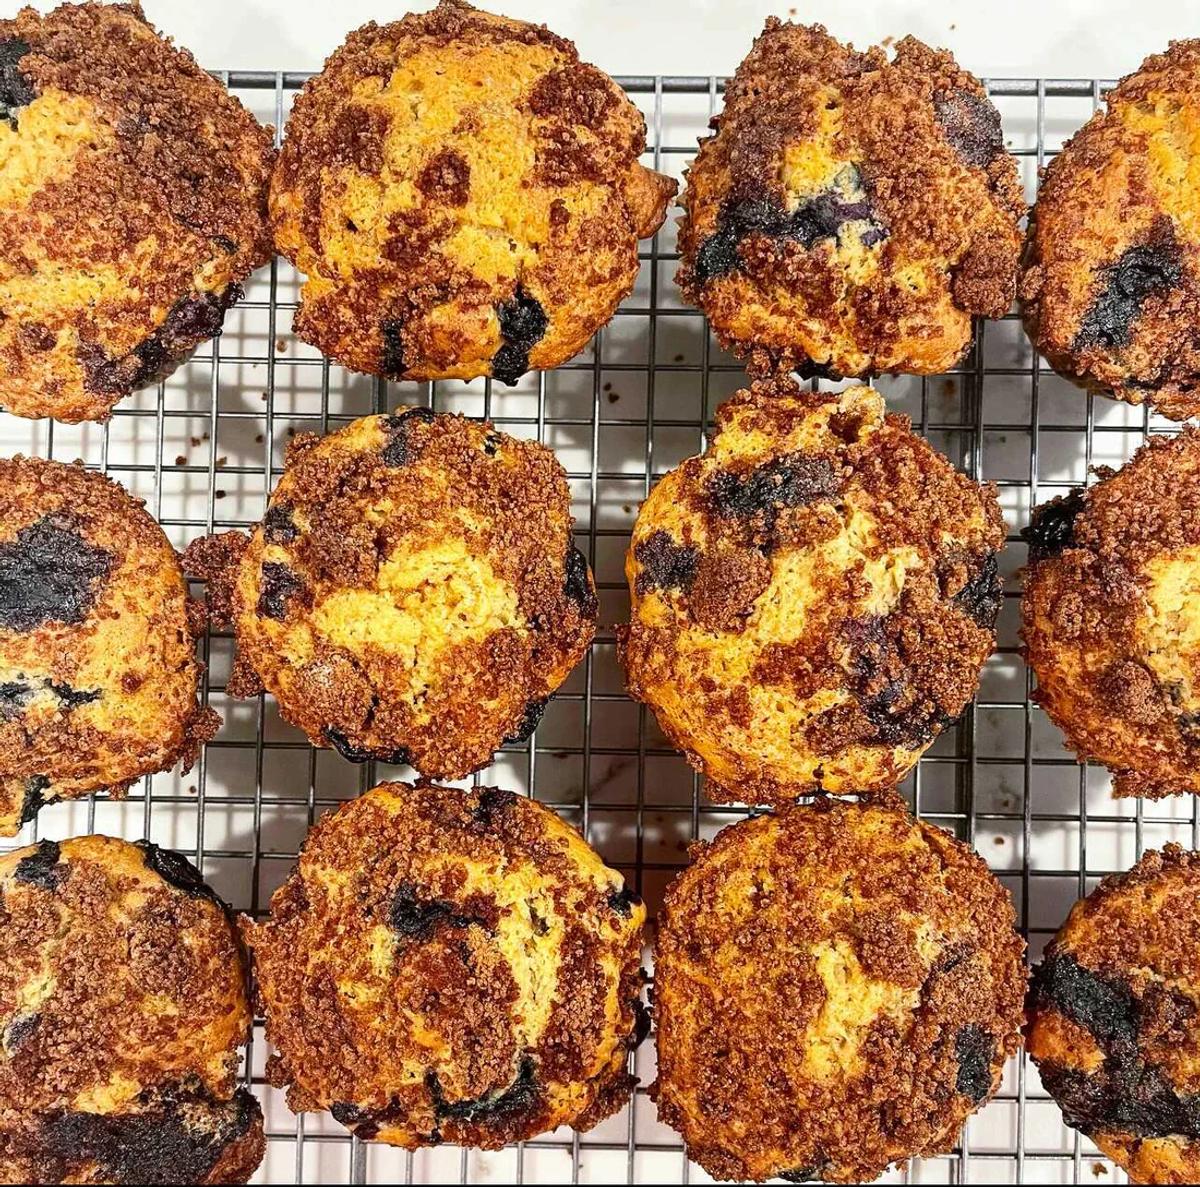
1,72,1188,1185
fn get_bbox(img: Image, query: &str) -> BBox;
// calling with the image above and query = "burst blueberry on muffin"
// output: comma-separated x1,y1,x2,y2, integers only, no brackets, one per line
1022,430,1200,800
1022,42,1200,421
269,0,675,385
0,457,218,836
184,410,596,778
1028,845,1200,1186
618,381,1005,804
245,781,645,1149
0,2,273,422
676,19,1024,379
653,798,1026,1183
0,835,264,1184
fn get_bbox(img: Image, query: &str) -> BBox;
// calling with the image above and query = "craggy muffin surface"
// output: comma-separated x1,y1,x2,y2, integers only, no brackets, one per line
245,781,646,1149
618,382,1005,803
676,19,1024,379
270,0,675,385
653,799,1026,1183
0,2,273,422
0,457,217,837
1022,430,1200,800
1022,41,1200,421
0,835,263,1185
186,410,596,778
1027,845,1200,1185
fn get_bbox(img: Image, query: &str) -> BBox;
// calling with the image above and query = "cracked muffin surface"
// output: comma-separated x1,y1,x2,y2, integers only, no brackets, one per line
1021,41,1200,421
0,456,217,837
1027,845,1200,1185
676,19,1024,379
652,799,1025,1184
0,834,263,1185
270,0,675,385
1022,430,1200,800
185,410,596,778
0,1,273,423
245,781,646,1149
618,381,1005,804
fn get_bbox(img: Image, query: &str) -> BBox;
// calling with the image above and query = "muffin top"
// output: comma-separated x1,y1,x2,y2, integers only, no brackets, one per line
1027,845,1200,1186
245,781,646,1150
0,456,217,838
676,19,1025,379
619,381,1005,803
1021,41,1200,421
270,0,675,384
0,2,274,422
186,409,596,778
652,799,1026,1183
1022,430,1200,800
0,834,263,1185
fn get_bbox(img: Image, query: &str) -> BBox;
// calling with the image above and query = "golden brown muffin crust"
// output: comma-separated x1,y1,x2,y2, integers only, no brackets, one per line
652,799,1026,1183
0,2,274,422
619,381,1005,803
676,20,1025,379
1022,41,1200,421
0,456,218,837
245,782,646,1150
270,0,674,385
1027,845,1200,1185
1022,430,1200,799
0,835,263,1184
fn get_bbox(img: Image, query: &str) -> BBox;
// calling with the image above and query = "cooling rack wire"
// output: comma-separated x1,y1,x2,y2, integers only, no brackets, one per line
0,72,1180,1185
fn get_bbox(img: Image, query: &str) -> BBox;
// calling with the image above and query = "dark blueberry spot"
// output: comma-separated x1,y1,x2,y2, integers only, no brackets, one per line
472,786,517,827
426,1055,539,1126
47,682,101,710
563,544,597,616
492,288,548,386
389,880,486,942
323,726,411,767
13,840,66,892
1074,239,1182,353
1023,489,1086,564
381,405,436,467
18,776,49,826
708,454,840,520
934,89,1005,168
794,357,841,381
330,1101,381,1141
214,234,238,254
607,883,641,917
483,431,502,457
3,1012,39,1051
694,223,741,283
631,997,651,1048
634,530,699,596
505,697,547,745
954,1024,995,1102
256,561,306,620
0,516,113,632
1032,954,1137,1044
0,38,34,127
263,503,298,545
953,552,1003,629
135,841,225,910
0,679,33,720
380,318,406,378
36,1086,260,1185
779,1169,820,1185
132,290,236,388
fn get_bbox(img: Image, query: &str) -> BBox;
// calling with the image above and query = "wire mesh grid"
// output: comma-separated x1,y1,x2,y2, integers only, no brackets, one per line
1,69,1191,1185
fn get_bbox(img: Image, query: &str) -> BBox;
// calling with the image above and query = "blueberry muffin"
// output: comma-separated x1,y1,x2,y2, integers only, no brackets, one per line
1027,845,1200,1185
0,834,264,1184
618,381,1005,803
0,2,274,423
1021,42,1200,421
1022,430,1200,800
676,19,1024,379
245,781,645,1149
269,0,675,385
185,410,595,777
653,799,1025,1183
0,457,218,837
